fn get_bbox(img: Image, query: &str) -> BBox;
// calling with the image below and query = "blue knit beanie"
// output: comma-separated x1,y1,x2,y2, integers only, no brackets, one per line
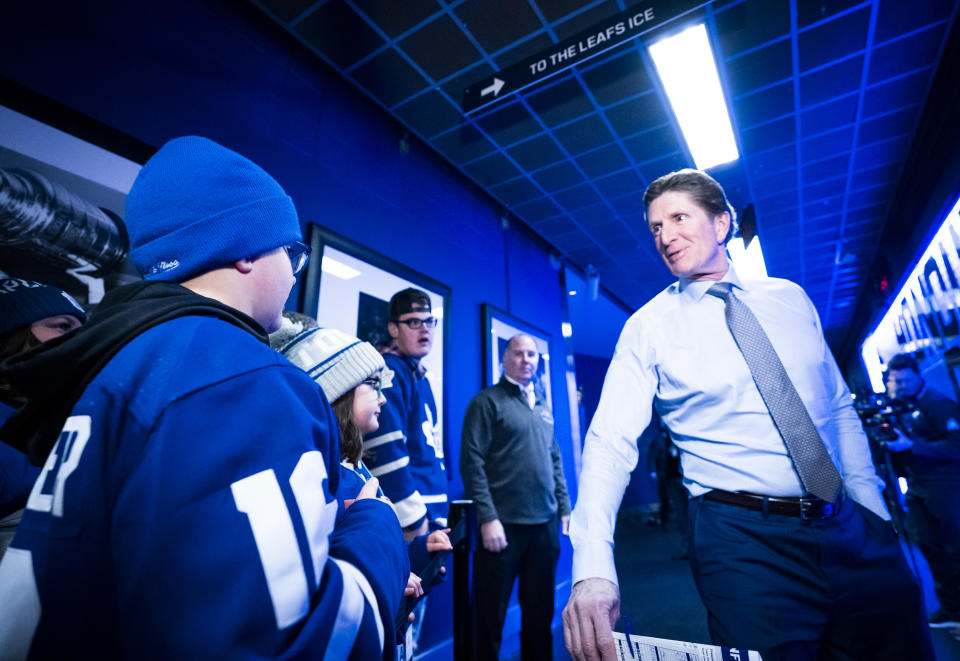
0,279,86,336
126,136,302,281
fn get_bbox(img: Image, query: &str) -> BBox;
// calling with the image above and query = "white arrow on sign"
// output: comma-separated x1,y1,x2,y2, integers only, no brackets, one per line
481,77,505,98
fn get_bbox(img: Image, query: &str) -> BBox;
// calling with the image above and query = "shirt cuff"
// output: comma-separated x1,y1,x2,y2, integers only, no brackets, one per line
846,484,891,521
571,538,618,587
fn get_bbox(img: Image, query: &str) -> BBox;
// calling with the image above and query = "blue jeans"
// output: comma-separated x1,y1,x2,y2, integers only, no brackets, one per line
688,494,934,660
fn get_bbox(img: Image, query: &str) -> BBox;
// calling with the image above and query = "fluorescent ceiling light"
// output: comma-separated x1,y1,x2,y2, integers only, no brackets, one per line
649,23,739,170
727,236,767,280
321,256,361,280
562,322,573,338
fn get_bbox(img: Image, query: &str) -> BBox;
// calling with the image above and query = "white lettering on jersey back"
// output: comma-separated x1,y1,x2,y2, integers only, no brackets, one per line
231,468,308,630
26,415,91,516
289,451,338,588
231,451,346,632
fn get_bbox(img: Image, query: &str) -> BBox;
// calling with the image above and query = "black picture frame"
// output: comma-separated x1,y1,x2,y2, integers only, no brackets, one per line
482,303,554,411
301,223,452,463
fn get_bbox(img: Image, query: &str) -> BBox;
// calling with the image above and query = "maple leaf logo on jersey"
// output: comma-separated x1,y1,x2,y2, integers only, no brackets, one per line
422,404,443,459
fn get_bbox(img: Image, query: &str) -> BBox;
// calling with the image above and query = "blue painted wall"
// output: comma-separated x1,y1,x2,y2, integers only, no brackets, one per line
564,266,656,509
564,266,631,361
0,0,580,656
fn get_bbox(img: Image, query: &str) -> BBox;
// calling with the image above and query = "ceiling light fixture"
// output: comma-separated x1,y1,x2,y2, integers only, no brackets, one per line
321,256,361,280
648,23,739,170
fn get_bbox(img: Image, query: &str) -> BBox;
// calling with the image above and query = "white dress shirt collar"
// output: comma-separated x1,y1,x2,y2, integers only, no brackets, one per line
675,259,748,302
504,374,535,409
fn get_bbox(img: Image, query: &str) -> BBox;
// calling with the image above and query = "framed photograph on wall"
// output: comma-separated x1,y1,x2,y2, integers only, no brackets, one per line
300,223,451,456
0,81,153,306
483,303,553,411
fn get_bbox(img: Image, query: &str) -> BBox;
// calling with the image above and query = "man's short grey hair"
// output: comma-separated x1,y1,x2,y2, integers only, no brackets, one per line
643,168,739,244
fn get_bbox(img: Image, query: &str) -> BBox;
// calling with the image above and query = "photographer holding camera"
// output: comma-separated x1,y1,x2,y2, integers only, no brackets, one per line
884,353,960,628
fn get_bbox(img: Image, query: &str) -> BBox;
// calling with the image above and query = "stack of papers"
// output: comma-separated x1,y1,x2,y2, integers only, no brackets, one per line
613,632,763,661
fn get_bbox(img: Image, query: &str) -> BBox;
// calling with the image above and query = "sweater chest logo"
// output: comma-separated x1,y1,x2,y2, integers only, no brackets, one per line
540,410,554,425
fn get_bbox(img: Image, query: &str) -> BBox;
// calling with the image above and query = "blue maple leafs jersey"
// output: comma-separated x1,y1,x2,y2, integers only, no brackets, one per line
0,316,408,660
363,353,447,529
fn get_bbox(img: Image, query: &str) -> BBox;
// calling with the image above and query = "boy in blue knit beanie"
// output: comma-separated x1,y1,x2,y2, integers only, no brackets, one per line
126,135,304,331
0,136,409,660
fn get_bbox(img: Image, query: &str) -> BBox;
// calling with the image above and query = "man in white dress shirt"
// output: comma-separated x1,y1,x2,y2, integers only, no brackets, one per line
562,169,933,660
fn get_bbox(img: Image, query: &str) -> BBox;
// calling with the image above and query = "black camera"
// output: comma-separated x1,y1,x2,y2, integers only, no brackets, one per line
852,389,921,445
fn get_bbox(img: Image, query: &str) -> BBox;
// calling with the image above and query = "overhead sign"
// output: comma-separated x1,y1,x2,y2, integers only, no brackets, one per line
462,0,705,116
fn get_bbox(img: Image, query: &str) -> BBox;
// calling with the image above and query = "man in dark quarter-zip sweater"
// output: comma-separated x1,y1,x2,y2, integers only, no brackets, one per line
461,333,571,660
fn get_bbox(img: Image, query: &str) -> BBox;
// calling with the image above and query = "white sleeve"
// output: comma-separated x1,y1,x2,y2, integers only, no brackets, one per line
570,317,657,586
804,292,889,519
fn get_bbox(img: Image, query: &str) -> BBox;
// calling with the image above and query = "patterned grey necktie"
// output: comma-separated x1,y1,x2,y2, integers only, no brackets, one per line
706,283,842,502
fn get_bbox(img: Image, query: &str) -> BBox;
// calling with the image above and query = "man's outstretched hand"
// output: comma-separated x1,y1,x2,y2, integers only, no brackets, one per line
562,577,621,661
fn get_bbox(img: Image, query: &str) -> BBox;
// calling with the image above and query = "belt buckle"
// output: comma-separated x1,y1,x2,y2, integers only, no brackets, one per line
799,498,835,520
799,498,820,520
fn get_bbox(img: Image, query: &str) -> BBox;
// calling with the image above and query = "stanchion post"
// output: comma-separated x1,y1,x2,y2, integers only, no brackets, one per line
449,499,476,661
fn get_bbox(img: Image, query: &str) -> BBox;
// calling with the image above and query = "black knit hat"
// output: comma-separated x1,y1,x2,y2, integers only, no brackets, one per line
389,287,431,320
0,278,86,335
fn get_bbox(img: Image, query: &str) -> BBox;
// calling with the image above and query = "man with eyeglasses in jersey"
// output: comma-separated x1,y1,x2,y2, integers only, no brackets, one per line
364,287,447,650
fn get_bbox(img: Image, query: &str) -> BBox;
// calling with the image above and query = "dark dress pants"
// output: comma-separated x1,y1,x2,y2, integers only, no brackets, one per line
688,494,934,661
474,517,559,660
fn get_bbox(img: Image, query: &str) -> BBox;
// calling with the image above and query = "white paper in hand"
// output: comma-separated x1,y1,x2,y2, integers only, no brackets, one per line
613,631,763,661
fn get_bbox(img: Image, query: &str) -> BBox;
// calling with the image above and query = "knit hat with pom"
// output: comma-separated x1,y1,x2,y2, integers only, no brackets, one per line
277,325,392,403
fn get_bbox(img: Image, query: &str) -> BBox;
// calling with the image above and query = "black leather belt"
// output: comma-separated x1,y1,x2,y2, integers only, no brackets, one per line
703,489,840,519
